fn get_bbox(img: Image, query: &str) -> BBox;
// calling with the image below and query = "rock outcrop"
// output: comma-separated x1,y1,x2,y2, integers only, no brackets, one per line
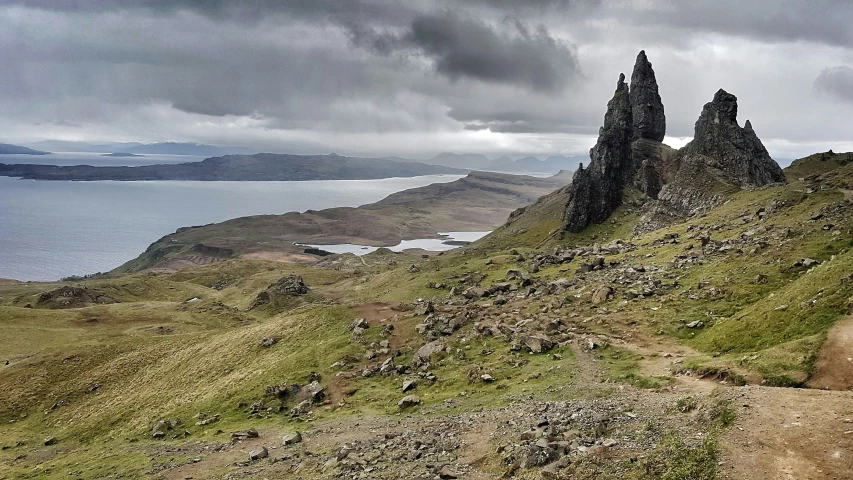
562,51,785,235
678,89,785,187
36,286,119,309
633,89,787,235
563,52,671,232
562,74,633,232
248,275,311,311
629,50,666,142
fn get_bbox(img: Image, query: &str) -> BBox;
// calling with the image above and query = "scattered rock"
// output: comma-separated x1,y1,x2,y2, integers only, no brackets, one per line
231,429,259,442
398,395,421,408
403,378,417,392
520,334,555,354
283,432,302,446
591,286,613,304
249,446,268,461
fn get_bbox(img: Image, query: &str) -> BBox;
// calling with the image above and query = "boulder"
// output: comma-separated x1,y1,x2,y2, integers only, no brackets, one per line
437,465,459,479
231,428,259,442
152,418,181,438
415,301,435,316
402,378,416,392
350,318,369,330
249,446,268,461
398,395,421,408
463,287,487,299
591,286,613,304
521,334,555,353
283,432,302,445
413,341,445,367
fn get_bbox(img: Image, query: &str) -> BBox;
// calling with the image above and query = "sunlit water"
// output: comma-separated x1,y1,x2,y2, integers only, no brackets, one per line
0,173,465,281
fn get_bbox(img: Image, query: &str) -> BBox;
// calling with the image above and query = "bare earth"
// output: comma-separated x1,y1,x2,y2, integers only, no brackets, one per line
719,386,853,480
807,316,853,391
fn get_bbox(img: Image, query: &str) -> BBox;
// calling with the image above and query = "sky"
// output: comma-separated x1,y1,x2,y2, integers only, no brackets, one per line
2,1,853,162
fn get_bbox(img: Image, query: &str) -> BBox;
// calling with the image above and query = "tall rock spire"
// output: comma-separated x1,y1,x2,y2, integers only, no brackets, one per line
562,73,633,232
557,51,787,237
629,50,666,142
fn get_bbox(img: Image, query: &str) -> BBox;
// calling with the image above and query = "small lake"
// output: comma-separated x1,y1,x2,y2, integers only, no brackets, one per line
0,174,465,281
299,231,491,255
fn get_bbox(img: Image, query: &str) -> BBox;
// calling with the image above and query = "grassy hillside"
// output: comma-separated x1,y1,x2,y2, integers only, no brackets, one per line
1,153,852,479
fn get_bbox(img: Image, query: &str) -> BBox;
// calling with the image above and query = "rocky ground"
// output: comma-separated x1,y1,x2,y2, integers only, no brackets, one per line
2,67,853,478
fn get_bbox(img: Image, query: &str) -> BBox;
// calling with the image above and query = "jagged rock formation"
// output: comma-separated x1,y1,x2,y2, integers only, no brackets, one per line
563,52,671,232
562,74,633,231
678,89,785,187
632,89,787,235
630,50,666,142
562,51,785,235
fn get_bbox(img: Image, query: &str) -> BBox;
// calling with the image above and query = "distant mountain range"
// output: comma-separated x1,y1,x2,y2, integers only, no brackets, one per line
0,153,466,181
0,143,50,155
23,141,255,157
8,139,586,174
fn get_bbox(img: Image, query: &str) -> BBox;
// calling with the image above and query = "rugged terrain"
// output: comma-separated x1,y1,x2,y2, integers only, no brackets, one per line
116,171,571,273
0,150,851,479
2,52,853,480
0,153,464,181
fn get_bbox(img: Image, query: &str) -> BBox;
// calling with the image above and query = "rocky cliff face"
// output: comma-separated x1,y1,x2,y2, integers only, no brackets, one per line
561,52,786,235
679,89,785,187
562,52,670,233
562,74,633,232
630,50,666,143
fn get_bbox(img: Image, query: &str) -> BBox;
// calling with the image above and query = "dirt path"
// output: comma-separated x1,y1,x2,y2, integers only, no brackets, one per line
569,338,604,384
719,386,853,480
808,316,853,391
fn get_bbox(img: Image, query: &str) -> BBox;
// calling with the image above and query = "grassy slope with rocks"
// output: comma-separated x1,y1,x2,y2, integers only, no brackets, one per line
0,153,852,479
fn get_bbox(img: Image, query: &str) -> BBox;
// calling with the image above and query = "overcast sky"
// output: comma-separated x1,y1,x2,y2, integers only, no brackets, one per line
2,0,853,161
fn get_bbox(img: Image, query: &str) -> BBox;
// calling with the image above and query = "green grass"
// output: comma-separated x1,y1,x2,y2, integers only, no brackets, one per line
596,346,669,389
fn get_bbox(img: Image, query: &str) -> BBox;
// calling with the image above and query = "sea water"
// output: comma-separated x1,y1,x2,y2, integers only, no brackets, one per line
0,174,466,281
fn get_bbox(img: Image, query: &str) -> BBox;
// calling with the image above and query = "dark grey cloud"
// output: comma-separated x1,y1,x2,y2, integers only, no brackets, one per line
814,66,853,102
347,12,581,93
1,0,853,159
407,14,580,92
611,0,853,48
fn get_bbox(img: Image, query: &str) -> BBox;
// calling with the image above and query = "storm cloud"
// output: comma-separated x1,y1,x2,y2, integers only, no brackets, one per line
348,12,581,92
1,1,853,160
